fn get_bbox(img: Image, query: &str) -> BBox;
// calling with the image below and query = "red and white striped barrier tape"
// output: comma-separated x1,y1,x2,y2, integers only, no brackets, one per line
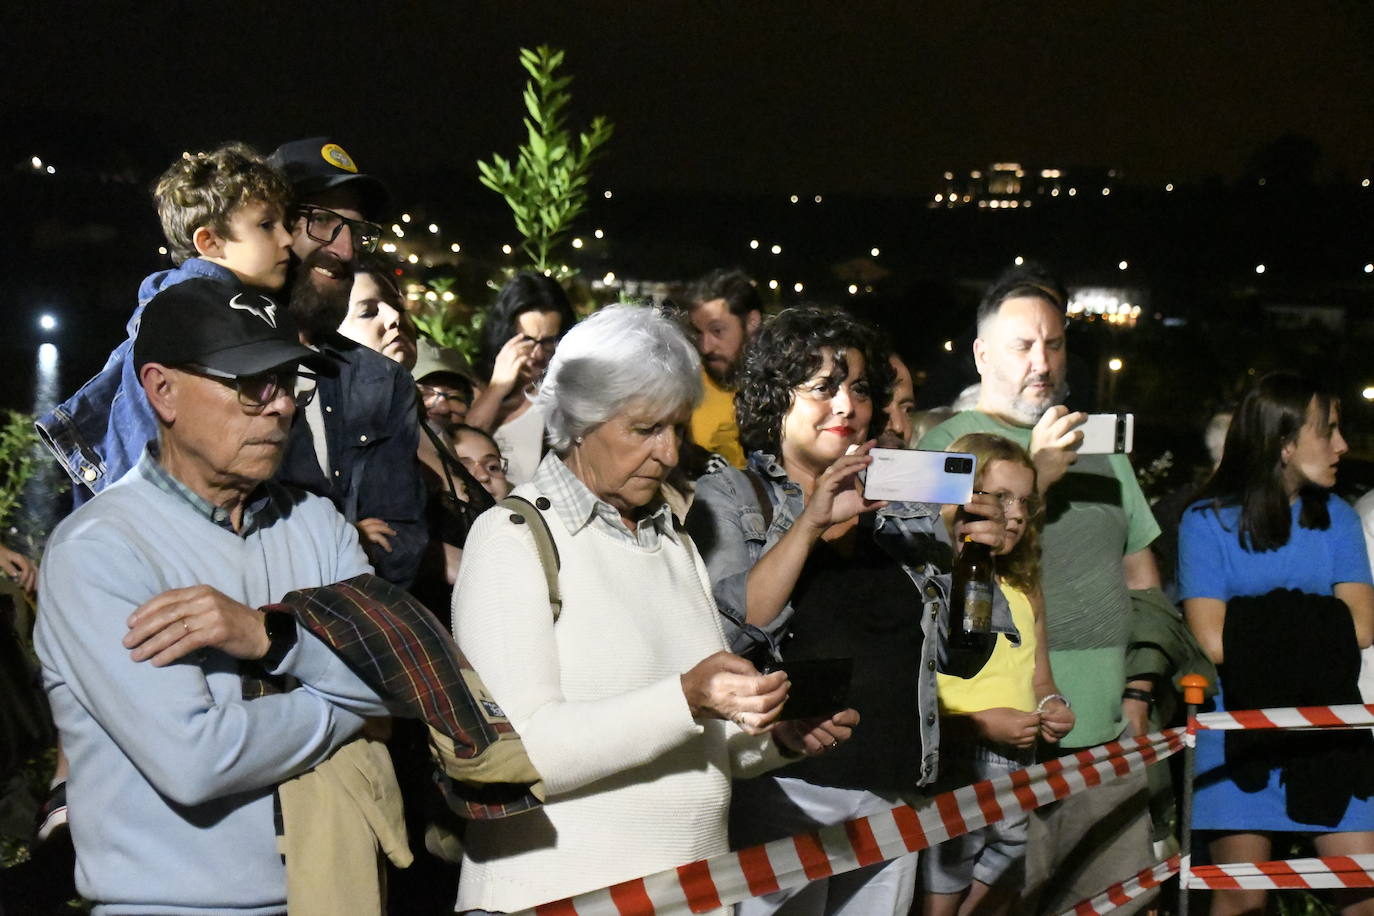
1185,852,1374,890
1060,854,1182,915
1192,703,1374,733
515,728,1186,916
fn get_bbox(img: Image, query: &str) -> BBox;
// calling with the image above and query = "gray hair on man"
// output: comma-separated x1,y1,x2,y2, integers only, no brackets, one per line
537,304,703,453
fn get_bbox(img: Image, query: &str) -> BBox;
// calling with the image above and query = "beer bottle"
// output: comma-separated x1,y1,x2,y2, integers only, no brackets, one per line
945,535,997,677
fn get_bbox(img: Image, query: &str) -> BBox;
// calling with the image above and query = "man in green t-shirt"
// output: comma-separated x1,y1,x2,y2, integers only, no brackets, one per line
919,264,1162,914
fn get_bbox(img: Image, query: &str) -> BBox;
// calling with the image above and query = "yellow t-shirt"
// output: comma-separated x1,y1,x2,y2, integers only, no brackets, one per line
937,582,1038,714
689,369,745,468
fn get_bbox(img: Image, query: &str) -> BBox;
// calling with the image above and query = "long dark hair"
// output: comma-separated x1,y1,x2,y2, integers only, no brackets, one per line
1191,371,1335,552
476,272,577,381
736,306,893,456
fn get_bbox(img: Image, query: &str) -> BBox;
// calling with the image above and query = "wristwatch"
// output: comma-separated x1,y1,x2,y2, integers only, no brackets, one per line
260,610,298,672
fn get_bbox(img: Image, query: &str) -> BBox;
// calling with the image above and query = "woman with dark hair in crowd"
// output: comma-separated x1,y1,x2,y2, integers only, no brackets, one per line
686,306,1007,916
338,252,418,371
1180,371,1374,916
452,305,857,915
465,272,579,485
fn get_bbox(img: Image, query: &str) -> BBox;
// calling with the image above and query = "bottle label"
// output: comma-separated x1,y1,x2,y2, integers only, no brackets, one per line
961,580,993,633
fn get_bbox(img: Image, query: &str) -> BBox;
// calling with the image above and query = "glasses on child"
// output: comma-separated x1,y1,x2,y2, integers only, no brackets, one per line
185,365,318,410
419,385,469,406
459,456,509,477
297,205,383,254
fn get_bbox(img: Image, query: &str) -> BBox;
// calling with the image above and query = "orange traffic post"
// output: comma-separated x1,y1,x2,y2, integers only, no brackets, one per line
1177,673,1211,916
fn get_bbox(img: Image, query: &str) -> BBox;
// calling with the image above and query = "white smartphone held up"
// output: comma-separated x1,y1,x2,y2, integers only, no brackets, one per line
862,449,977,504
1077,413,1135,454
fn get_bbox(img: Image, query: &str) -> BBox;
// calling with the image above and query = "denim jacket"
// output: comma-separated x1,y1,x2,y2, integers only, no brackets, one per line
35,259,238,504
276,333,426,588
685,451,1018,786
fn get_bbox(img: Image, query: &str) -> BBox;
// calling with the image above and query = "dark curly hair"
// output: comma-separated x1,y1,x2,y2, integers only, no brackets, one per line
736,306,895,456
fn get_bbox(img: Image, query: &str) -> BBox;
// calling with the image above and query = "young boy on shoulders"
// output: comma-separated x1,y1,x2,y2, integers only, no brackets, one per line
37,143,293,502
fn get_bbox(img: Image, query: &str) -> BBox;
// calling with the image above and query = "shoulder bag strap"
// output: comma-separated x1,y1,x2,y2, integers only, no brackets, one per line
498,495,562,622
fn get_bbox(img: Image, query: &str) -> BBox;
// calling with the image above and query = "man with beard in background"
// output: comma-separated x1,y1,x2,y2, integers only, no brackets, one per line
268,138,425,588
684,268,762,469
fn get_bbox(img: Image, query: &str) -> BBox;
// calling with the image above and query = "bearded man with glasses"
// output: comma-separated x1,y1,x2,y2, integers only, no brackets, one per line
266,138,426,587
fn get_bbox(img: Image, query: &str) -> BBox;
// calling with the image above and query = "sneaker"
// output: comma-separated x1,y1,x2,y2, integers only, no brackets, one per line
34,781,68,843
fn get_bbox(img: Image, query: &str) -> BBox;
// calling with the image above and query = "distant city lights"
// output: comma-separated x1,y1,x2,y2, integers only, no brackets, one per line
870,247,881,257
39,314,57,331
450,243,461,253
848,284,859,295
603,271,617,284
1165,183,1174,192
31,156,42,169
770,244,782,255
793,282,804,293
1014,256,1024,266
814,195,823,203
789,195,799,204
768,279,779,290
943,340,954,352
382,243,397,253
1255,264,1266,274
749,239,760,249
501,244,513,255
1365,263,1372,274
572,238,584,249
603,190,613,199
407,254,419,264
157,246,168,256
1102,187,1111,196
1108,358,1124,372
594,229,605,239
401,213,412,223
1364,387,1374,401
392,225,405,237
1118,260,1129,271
46,165,55,175
428,223,439,234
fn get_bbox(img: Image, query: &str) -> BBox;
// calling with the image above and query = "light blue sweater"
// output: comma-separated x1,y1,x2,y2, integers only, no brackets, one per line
34,455,388,915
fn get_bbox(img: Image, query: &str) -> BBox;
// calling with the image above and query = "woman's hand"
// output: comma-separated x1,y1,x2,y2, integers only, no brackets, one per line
0,544,37,594
951,492,1006,553
799,441,887,534
488,333,536,395
681,651,789,735
1037,698,1075,743
774,708,860,756
969,707,1042,749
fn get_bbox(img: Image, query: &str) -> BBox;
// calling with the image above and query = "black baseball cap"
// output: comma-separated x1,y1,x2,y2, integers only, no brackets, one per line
134,278,325,377
267,137,389,220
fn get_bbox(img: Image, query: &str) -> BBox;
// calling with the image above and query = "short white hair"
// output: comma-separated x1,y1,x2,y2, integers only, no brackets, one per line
536,304,703,453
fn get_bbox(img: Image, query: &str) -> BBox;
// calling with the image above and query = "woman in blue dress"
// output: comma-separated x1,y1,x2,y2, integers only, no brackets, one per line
1179,371,1374,915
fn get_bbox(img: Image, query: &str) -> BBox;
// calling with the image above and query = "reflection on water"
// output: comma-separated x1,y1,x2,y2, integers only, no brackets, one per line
14,343,68,548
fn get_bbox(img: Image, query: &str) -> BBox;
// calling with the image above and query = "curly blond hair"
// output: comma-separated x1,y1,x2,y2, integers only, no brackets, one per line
152,143,291,264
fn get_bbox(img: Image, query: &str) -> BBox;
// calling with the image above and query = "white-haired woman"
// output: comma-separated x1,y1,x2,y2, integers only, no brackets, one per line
450,305,859,915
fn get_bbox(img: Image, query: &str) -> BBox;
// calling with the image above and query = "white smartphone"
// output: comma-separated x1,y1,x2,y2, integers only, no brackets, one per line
1077,413,1135,454
862,449,977,504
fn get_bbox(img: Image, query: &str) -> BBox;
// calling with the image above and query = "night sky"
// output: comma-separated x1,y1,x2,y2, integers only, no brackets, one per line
7,1,1374,195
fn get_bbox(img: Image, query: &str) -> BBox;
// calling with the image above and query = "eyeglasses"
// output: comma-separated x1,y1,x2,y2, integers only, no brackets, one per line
184,365,318,410
297,205,383,254
987,490,1037,513
419,385,470,406
459,455,508,477
519,333,560,352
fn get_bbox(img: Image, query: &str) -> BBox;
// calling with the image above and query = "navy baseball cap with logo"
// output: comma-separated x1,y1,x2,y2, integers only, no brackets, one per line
134,278,326,377
267,137,389,220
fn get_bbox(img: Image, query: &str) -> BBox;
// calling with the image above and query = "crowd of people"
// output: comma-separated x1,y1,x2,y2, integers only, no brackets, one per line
3,136,1373,916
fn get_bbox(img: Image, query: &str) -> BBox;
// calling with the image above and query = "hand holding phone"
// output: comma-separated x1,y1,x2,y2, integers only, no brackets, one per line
861,448,977,504
762,658,854,720
1076,413,1135,454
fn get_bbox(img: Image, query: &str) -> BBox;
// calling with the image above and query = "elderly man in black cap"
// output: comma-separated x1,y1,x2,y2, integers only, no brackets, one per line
34,278,408,916
267,138,426,587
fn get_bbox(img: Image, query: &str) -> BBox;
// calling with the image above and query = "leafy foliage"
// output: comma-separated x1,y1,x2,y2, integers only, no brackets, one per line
408,277,484,364
0,411,39,532
477,46,613,277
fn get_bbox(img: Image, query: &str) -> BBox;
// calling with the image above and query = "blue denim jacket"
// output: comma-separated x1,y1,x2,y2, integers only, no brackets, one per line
685,451,1018,786
276,333,426,588
35,259,238,503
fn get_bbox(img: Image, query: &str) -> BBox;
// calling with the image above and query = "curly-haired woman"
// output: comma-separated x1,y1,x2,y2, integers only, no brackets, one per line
686,306,1008,916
